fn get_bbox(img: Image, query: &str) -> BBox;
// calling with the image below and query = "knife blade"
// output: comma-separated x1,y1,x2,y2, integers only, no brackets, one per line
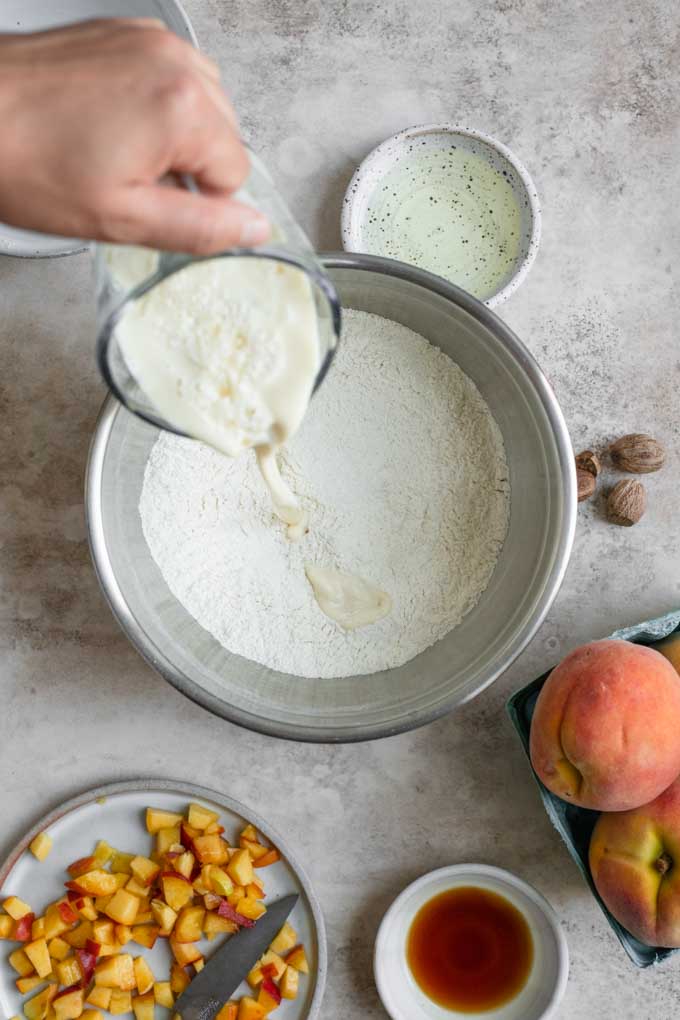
173,893,299,1020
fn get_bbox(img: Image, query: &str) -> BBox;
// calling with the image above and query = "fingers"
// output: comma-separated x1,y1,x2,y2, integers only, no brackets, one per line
102,183,270,255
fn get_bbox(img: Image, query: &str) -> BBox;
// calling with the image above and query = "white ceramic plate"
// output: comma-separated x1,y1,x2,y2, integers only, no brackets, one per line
0,779,326,1019
0,0,197,258
341,124,541,308
374,864,568,1020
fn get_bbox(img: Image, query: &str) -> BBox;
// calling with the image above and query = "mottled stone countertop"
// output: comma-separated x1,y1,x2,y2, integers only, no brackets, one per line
1,1,680,1017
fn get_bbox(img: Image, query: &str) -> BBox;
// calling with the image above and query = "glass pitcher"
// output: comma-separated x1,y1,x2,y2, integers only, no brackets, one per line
93,151,341,436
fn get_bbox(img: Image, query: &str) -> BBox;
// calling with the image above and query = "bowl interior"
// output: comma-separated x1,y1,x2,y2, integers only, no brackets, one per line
88,257,573,741
343,125,539,307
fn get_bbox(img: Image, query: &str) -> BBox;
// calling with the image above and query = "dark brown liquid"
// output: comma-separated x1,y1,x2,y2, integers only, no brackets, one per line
407,887,533,1013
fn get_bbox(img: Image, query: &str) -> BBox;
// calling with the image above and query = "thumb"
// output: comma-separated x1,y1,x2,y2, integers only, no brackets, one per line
103,183,270,254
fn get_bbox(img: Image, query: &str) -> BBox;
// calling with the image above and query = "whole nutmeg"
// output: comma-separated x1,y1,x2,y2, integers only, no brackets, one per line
575,449,602,477
577,467,596,502
607,479,646,526
610,433,665,473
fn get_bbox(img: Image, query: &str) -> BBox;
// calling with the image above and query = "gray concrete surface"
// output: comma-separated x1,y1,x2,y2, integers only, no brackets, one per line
2,1,680,1016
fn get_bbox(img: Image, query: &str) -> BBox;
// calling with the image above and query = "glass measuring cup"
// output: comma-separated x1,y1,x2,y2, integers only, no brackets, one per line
93,152,341,437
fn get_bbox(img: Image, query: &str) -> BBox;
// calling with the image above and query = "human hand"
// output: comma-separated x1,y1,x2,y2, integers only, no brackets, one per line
0,18,269,254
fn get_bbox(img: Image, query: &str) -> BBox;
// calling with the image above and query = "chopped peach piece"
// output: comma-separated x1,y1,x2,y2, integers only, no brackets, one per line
235,897,266,921
110,851,135,875
93,841,115,866
146,808,183,834
130,856,160,885
130,924,159,949
16,974,45,994
0,914,14,938
155,826,181,856
26,938,53,978
174,905,204,943
226,850,254,887
285,944,309,973
114,924,132,945
3,896,32,920
24,985,58,1020
32,916,47,939
193,835,229,866
240,824,258,843
133,956,155,994
203,912,237,939
9,946,34,976
240,839,269,862
277,970,299,1001
161,873,193,912
92,919,115,945
29,833,53,862
81,1012,104,1020
170,962,190,996
132,992,155,1020
63,921,94,949
104,890,140,926
48,936,71,961
215,1003,237,1020
247,951,286,989
269,922,297,955
109,989,132,1015
237,997,265,1020
169,934,203,966
209,867,234,897
153,981,174,1008
258,977,282,1013
150,899,176,935
86,987,111,1010
187,803,219,830
53,987,84,1020
252,849,280,869
94,953,135,990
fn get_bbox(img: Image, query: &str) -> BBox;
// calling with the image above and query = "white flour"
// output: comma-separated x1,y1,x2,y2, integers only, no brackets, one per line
139,309,510,679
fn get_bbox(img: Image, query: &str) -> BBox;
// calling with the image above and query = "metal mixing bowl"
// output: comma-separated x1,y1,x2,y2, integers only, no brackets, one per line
85,253,576,742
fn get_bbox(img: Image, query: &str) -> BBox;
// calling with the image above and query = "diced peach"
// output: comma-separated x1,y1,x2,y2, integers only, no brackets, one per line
169,962,190,996
58,902,79,926
16,974,45,994
247,951,286,989
53,987,84,1020
194,956,205,972
215,1003,237,1020
81,1012,104,1020
130,924,159,949
130,856,160,886
252,849,280,869
29,833,53,862
67,870,118,897
131,992,155,1020
226,850,254,887
63,921,94,949
3,896,32,920
269,922,297,955
48,937,71,961
188,803,219,830
94,953,135,990
114,924,132,945
209,867,234,898
104,890,140,926
24,985,58,1020
247,881,265,901
109,989,132,1015
85,987,111,1010
258,976,282,1013
67,857,98,879
57,957,82,987
93,841,115,867
43,904,70,942
32,917,47,939
112,874,131,891
237,997,265,1020
155,826,181,856
169,934,203,966
150,899,176,935
174,905,204,943
285,945,309,973
110,851,135,875
203,912,237,940
25,938,52,978
133,957,155,994
240,839,269,863
161,873,193,912
73,897,98,922
153,981,174,1008
96,940,123,958
146,808,183,834
235,897,266,921
9,946,34,976
92,920,115,946
172,851,195,881
240,824,258,843
134,908,154,925
93,896,112,914
227,886,245,907
14,911,36,941
0,914,14,938
193,835,229,866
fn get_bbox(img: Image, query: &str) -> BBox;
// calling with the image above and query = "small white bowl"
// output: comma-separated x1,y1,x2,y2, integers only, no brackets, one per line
374,864,568,1020
342,124,541,308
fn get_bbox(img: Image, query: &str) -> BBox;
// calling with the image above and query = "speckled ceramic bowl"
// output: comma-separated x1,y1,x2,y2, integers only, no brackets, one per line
342,124,541,308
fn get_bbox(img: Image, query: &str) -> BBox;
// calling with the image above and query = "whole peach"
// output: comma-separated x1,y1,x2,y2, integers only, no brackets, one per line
590,775,680,946
529,640,680,811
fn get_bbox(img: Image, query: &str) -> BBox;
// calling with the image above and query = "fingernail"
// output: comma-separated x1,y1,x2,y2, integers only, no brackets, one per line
239,215,271,248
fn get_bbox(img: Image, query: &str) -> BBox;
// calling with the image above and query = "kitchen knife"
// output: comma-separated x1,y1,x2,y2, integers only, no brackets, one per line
173,893,299,1020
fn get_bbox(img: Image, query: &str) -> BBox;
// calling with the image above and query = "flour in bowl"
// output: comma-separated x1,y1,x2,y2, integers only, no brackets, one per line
139,309,510,679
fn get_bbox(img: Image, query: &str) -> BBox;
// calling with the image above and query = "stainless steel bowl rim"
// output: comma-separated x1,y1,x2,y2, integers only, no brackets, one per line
85,252,576,743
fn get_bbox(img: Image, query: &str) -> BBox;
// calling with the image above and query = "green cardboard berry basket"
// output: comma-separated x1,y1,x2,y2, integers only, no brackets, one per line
507,608,680,968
